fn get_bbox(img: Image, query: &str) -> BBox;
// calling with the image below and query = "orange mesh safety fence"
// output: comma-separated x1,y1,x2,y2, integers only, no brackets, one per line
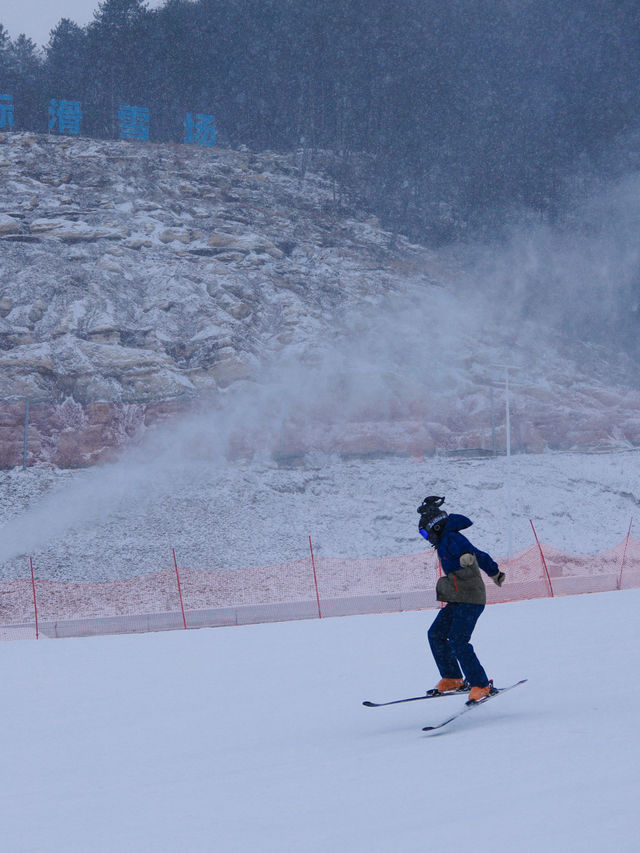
486,545,553,604
1,535,638,639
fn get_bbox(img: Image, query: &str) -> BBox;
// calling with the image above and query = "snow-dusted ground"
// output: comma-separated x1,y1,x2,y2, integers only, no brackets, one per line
2,589,638,852
0,443,637,583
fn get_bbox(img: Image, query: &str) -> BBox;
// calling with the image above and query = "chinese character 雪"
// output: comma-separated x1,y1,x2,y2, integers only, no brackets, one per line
118,105,150,141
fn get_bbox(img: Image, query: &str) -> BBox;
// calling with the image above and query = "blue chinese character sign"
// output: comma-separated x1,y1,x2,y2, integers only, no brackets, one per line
0,94,14,129
184,113,216,146
49,99,82,135
118,105,150,141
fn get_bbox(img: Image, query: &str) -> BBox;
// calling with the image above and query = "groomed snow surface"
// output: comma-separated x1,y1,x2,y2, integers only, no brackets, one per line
3,588,638,852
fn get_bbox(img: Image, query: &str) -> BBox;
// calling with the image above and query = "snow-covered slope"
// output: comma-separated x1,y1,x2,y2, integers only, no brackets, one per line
0,443,637,581
2,590,638,852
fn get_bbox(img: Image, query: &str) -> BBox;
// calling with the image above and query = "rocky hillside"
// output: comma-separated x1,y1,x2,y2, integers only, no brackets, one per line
0,131,638,468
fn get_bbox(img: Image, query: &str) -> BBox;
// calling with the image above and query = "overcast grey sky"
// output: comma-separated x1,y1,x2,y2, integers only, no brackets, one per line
1,0,166,48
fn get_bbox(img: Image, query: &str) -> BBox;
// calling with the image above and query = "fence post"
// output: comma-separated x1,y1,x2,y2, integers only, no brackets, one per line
29,557,39,639
617,518,633,590
308,536,322,619
530,520,554,597
172,548,187,629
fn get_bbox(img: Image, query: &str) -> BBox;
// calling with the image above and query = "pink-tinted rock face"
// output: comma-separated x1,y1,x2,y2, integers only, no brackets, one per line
0,399,188,468
2,380,639,469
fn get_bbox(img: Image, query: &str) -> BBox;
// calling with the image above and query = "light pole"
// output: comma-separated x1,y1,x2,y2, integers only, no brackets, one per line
504,367,513,556
23,398,29,471
488,366,516,556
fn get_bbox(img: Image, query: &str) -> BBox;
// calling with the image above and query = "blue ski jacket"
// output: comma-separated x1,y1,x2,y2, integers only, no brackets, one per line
420,513,499,578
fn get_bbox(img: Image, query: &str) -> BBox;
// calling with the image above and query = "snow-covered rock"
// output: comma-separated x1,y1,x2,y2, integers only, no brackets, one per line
0,130,639,467
29,217,126,242
0,213,21,236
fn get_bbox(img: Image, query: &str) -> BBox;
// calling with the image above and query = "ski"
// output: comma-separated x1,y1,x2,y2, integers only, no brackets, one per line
422,679,528,732
363,687,470,708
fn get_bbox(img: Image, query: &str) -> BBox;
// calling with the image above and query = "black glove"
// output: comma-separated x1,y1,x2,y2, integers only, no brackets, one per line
492,571,506,587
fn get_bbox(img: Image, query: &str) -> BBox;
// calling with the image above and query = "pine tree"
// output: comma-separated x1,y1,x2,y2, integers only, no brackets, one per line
46,19,88,104
5,34,45,131
85,0,152,137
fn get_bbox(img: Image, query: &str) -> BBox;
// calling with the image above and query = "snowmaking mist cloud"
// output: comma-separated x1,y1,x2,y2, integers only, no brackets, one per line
0,280,501,565
457,171,640,368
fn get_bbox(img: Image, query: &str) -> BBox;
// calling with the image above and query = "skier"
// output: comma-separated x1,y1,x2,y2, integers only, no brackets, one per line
417,496,506,703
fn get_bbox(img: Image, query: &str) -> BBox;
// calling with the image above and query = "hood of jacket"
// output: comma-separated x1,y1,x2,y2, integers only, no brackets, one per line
442,513,473,534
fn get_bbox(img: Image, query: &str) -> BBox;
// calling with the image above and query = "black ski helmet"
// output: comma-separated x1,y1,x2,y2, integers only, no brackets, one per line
417,495,448,534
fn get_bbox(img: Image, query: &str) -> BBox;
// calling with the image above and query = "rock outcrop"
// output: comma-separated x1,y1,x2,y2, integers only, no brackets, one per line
0,131,638,466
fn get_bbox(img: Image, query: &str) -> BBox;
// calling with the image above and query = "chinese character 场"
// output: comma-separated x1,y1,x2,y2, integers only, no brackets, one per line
48,99,82,135
184,113,216,147
118,105,150,141
0,94,14,129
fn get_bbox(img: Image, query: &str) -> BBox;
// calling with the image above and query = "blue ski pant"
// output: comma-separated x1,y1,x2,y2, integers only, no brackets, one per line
428,602,489,688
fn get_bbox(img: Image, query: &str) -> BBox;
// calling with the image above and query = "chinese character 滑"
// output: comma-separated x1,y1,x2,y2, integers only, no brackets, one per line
0,94,14,129
118,105,150,141
184,113,216,147
48,99,82,135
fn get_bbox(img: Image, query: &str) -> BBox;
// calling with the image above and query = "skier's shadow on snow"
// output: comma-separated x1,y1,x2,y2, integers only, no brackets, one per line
420,707,534,738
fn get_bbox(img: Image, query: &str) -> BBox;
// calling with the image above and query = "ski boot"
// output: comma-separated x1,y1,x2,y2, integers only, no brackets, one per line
467,680,498,703
426,677,470,697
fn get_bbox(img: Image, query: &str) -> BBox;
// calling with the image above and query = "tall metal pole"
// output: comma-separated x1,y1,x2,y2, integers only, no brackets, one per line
505,368,513,556
490,385,497,456
22,398,29,471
